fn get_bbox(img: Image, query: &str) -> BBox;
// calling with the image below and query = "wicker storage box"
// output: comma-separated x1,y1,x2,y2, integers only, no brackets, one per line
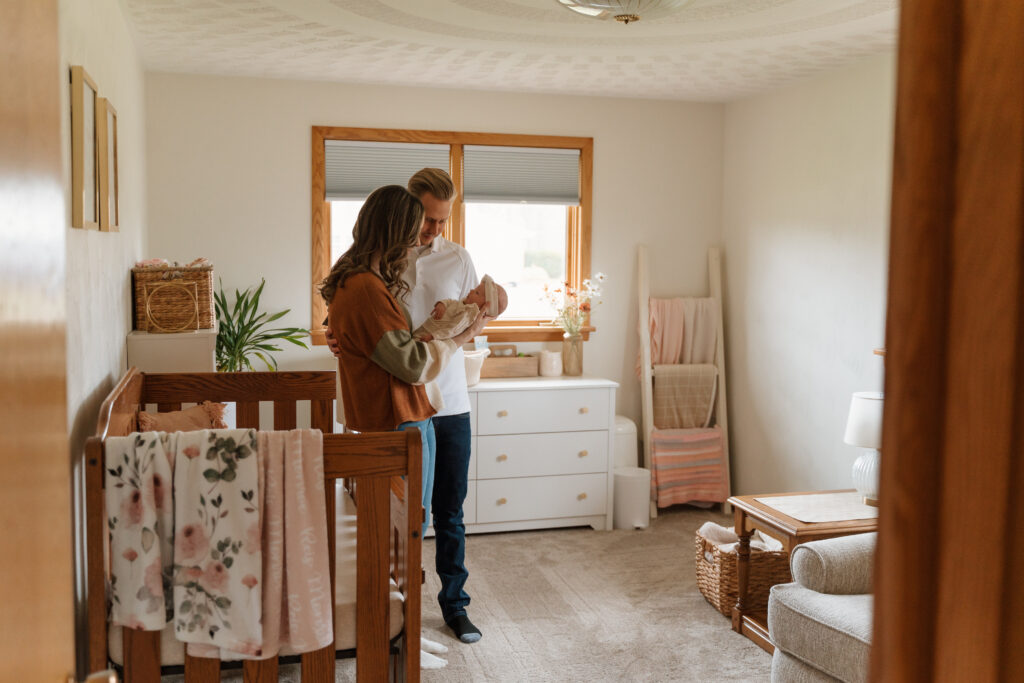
695,528,791,617
132,263,214,333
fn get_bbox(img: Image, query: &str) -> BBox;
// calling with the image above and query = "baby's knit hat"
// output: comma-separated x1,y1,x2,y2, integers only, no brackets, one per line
481,274,499,316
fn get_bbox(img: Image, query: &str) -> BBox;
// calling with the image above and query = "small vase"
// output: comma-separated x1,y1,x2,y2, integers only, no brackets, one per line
562,332,583,376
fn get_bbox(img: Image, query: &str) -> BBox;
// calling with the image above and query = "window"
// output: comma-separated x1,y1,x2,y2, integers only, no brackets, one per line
311,127,593,343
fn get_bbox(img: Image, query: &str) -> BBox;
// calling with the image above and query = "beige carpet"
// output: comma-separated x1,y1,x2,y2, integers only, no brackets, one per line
416,504,771,682
168,505,771,682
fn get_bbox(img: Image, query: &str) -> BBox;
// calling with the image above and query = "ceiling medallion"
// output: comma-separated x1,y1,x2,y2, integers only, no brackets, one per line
556,0,692,24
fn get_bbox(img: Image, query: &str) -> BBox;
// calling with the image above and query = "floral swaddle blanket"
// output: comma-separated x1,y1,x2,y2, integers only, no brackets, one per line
106,432,176,630
173,429,262,655
105,428,332,660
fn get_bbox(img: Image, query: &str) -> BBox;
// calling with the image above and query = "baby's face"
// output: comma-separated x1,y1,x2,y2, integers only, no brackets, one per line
464,283,488,307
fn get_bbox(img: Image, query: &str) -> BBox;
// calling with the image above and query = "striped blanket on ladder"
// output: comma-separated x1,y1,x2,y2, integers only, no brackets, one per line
649,426,728,507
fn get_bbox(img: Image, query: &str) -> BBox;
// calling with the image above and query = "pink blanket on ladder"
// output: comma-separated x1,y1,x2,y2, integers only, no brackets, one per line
650,426,729,507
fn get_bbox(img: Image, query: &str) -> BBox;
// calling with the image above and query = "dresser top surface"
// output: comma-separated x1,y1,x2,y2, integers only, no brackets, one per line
469,376,618,392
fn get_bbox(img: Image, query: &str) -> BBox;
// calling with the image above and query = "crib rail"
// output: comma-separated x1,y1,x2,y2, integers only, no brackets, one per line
84,369,421,683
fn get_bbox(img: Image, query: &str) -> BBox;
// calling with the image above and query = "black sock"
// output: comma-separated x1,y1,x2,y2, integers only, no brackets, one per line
446,614,482,643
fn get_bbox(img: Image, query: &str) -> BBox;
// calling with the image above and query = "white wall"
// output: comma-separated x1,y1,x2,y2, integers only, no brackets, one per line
60,0,147,672
721,53,895,494
61,0,147,445
144,74,724,420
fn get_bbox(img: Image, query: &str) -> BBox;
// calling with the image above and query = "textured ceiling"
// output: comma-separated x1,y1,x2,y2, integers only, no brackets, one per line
124,0,899,101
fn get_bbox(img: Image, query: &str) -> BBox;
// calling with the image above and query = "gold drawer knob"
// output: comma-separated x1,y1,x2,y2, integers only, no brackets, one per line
577,492,588,501
497,454,508,462
497,409,509,417
497,497,508,505
578,449,589,458
579,406,589,414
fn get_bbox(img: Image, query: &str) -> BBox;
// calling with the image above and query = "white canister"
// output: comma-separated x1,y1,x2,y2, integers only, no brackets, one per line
539,349,562,377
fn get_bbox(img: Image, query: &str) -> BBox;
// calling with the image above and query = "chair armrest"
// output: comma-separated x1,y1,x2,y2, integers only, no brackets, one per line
790,532,876,595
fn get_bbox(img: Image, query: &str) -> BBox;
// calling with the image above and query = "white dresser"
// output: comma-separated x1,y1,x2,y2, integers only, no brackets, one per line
462,376,618,534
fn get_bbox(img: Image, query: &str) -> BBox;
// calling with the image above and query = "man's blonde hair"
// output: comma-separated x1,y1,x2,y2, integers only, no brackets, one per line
408,167,456,202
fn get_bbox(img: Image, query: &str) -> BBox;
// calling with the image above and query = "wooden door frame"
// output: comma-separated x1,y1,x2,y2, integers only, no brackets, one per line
0,0,75,680
872,1,1024,679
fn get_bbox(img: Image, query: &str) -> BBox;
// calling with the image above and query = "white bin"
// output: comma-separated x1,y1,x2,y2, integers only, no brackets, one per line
612,416,650,529
614,467,651,529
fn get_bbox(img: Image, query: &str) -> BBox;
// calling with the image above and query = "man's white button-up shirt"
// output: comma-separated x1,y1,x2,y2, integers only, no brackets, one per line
401,236,479,416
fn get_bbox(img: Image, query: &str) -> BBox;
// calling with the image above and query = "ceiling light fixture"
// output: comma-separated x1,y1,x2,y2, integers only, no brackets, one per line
556,0,691,24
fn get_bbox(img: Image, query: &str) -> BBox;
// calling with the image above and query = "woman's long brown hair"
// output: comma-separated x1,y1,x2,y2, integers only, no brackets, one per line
319,185,424,305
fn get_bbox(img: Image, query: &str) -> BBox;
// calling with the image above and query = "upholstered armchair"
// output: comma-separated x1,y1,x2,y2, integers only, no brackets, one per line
767,532,876,682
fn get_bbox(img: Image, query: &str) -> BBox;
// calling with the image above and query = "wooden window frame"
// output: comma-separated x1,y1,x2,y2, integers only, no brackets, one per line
311,126,594,345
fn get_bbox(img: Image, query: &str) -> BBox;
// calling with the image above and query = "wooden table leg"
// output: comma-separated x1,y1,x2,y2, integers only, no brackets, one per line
732,508,751,632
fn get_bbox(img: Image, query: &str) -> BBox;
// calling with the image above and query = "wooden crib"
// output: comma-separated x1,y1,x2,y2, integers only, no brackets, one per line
84,368,422,682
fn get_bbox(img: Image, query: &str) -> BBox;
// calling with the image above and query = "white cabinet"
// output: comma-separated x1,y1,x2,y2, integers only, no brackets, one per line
126,326,217,372
465,376,617,533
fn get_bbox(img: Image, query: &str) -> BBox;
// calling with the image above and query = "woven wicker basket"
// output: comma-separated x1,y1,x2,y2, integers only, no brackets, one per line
132,263,214,333
695,529,791,617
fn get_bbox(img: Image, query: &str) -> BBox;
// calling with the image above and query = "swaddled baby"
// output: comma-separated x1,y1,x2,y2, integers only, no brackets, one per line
414,274,508,341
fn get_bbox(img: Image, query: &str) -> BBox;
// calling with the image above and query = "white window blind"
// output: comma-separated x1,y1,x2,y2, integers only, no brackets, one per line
324,140,450,200
463,145,581,204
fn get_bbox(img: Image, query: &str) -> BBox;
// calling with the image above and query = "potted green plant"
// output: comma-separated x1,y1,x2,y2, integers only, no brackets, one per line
214,278,309,371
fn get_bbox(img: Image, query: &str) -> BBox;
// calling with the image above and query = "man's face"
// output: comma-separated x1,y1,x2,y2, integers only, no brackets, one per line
417,192,452,247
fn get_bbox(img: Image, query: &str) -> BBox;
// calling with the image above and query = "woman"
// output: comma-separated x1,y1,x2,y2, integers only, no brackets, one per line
320,185,487,536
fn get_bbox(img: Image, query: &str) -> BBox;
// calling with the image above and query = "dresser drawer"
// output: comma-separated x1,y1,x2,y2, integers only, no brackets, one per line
469,435,477,480
476,473,607,523
476,388,610,435
477,432,608,479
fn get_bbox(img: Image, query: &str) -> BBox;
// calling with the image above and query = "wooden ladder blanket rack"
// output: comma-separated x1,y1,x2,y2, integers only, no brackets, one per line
637,245,732,517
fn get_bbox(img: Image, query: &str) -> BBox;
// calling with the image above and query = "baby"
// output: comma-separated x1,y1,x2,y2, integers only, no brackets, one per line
414,274,508,342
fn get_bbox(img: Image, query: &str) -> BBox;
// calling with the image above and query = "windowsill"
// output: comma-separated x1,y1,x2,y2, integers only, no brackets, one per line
311,325,593,346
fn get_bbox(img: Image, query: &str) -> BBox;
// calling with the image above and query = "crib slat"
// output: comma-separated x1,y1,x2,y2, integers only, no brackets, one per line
158,402,182,412
184,653,220,683
311,398,334,434
236,400,259,429
243,658,278,682
273,400,296,430
301,477,338,682
123,628,161,683
356,476,390,681
85,438,109,673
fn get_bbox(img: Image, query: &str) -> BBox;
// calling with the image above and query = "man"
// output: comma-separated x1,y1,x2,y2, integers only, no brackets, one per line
326,169,483,646
402,168,482,644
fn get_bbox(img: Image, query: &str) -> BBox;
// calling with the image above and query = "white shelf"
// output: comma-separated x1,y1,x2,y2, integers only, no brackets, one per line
126,325,217,373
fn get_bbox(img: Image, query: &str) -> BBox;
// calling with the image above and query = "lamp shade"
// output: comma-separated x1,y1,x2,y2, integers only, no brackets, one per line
844,391,883,449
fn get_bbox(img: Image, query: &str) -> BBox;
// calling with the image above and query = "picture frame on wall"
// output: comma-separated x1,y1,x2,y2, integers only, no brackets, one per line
97,98,119,232
70,65,99,230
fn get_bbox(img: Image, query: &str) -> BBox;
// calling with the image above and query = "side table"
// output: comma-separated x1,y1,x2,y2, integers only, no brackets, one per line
728,490,878,653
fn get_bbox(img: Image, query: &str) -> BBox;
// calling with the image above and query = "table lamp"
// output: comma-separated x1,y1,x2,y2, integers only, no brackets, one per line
843,391,883,506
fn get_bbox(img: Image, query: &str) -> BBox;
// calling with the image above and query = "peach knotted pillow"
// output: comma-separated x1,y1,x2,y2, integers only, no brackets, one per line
137,401,228,432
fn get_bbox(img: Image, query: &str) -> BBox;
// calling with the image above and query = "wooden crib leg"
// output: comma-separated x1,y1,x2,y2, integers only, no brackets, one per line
301,647,335,682
123,630,160,683
300,476,338,682
242,659,278,682
183,653,219,683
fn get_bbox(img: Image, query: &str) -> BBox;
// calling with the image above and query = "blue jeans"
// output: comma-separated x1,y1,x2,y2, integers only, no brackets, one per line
431,413,472,621
397,418,436,537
